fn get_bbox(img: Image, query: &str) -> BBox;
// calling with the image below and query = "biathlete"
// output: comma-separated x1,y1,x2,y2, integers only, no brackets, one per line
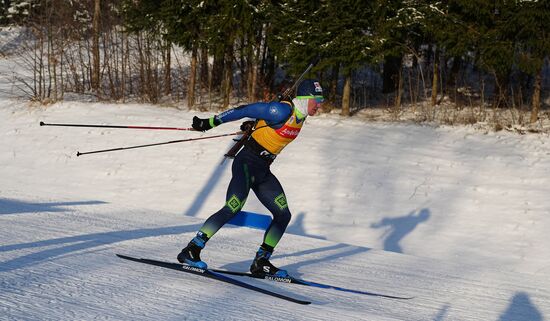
178,79,324,277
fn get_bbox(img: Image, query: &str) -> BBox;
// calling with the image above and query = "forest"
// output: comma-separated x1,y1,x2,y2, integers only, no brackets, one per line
1,0,549,129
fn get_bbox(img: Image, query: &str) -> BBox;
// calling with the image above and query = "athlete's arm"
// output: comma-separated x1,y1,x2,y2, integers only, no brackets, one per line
191,102,291,131
216,102,291,125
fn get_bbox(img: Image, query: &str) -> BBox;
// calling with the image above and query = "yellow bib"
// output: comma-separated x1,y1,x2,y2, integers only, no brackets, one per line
251,107,304,155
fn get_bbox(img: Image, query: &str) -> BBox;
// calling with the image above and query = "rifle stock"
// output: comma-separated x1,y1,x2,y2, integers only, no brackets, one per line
223,128,253,159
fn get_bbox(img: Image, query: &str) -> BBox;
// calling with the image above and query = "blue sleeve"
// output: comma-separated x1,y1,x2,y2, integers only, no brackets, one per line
215,102,291,125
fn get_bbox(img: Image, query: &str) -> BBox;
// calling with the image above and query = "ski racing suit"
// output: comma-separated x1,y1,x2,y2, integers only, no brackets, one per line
197,100,305,252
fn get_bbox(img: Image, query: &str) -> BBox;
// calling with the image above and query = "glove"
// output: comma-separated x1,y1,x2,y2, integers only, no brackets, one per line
240,120,255,132
192,116,220,132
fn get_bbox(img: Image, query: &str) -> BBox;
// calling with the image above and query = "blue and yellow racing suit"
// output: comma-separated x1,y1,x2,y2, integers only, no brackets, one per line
198,101,305,251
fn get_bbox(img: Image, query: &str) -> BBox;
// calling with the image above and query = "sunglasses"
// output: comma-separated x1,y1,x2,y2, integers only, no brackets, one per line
297,95,324,103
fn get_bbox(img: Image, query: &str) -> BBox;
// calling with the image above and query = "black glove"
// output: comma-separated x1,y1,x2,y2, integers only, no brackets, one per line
192,116,220,132
240,120,255,132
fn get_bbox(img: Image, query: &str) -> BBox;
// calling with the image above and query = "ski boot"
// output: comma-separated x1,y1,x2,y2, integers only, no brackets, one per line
250,247,288,278
177,232,208,269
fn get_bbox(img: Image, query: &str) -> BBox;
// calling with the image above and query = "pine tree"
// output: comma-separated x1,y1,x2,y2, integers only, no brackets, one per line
436,0,517,108
374,0,429,107
269,0,376,115
0,0,8,25
505,0,550,123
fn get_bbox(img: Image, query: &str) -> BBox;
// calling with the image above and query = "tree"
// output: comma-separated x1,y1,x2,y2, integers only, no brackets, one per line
505,1,550,123
374,0,431,109
123,0,172,102
158,0,210,108
91,0,101,92
0,0,9,25
270,0,376,115
438,1,517,108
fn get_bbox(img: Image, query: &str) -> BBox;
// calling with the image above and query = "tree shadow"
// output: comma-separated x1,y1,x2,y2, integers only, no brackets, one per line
285,212,327,240
370,208,431,253
0,223,201,272
498,292,543,321
0,198,107,215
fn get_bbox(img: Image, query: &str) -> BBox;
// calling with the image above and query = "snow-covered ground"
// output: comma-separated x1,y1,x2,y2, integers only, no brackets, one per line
1,36,550,319
1,99,549,320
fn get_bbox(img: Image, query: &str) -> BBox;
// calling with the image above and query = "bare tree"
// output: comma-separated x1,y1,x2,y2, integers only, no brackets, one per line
91,0,100,92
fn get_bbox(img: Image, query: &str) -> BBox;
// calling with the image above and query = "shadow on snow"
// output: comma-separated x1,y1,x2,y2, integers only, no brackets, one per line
0,223,201,272
498,292,543,321
370,208,431,254
0,197,106,215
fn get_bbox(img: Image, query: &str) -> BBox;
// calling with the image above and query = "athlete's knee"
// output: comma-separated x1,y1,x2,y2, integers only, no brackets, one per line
276,210,291,227
225,194,247,214
211,206,238,222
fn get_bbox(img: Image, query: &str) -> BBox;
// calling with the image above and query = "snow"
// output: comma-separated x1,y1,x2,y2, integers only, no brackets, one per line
2,43,550,320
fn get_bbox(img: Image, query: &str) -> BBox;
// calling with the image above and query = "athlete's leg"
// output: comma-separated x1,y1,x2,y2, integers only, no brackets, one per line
249,171,291,276
252,172,292,251
198,156,253,239
178,153,254,267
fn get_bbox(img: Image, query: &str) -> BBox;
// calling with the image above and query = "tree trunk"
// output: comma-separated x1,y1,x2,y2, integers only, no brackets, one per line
164,42,171,96
91,0,101,92
530,69,542,123
431,47,439,107
200,45,208,90
396,63,403,109
211,51,224,92
382,55,402,94
341,72,351,116
221,43,233,109
249,42,260,102
246,33,258,103
121,30,127,102
327,63,340,112
188,45,197,108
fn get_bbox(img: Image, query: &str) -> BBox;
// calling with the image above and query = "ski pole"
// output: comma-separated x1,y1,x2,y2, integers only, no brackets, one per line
76,131,242,157
40,121,195,131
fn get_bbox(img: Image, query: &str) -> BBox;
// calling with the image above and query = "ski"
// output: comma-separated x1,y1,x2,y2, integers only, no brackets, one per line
210,269,413,300
116,254,311,305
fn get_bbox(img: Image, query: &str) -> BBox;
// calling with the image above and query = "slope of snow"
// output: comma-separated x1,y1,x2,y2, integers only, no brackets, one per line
1,99,549,320
2,100,550,273
2,204,549,320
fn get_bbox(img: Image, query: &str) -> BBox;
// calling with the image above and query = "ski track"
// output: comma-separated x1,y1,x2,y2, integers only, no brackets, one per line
1,207,549,320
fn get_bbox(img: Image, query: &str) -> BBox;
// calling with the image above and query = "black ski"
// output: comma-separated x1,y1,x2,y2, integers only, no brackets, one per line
210,269,413,300
116,254,311,305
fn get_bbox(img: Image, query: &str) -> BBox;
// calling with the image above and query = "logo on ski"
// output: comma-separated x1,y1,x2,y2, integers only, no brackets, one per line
265,275,292,283
181,264,206,273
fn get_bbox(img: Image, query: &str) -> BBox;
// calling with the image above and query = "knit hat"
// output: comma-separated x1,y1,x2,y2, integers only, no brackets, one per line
296,79,324,100
293,79,324,118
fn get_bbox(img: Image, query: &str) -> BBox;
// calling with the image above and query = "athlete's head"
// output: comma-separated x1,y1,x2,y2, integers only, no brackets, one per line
293,79,324,117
